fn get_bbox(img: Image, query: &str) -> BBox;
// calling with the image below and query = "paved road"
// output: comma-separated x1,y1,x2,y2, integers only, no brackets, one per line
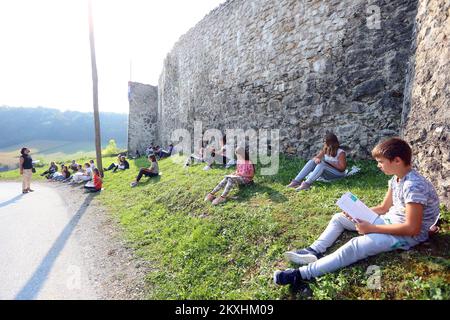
0,182,97,300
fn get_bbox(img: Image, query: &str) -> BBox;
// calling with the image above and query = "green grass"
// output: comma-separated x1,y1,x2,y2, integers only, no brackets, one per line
1,155,449,299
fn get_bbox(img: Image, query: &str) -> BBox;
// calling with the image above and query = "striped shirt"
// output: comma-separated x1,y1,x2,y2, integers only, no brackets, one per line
383,169,440,242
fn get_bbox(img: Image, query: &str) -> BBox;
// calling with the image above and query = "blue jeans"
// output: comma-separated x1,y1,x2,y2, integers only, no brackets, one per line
294,159,345,184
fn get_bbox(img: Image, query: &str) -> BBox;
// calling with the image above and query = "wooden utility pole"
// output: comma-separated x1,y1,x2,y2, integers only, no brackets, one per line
88,0,103,176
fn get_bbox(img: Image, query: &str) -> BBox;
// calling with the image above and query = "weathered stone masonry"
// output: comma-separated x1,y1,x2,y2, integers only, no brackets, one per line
157,0,418,160
401,0,450,208
128,0,449,206
127,82,158,156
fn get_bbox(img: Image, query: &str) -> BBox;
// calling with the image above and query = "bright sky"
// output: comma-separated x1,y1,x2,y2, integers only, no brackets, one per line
0,0,226,114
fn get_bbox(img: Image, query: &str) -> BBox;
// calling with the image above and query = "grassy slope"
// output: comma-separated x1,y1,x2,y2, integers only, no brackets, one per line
1,155,449,299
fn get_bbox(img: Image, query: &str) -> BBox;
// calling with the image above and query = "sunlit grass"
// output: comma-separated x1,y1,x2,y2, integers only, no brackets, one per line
1,154,448,299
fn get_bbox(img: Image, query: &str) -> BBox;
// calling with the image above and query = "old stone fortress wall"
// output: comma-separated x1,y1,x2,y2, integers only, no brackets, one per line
127,0,449,207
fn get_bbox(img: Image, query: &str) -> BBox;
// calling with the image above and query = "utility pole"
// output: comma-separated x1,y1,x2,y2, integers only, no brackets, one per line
88,0,103,176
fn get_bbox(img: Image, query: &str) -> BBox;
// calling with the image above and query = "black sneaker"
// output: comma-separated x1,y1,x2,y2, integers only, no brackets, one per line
273,268,302,286
284,247,322,265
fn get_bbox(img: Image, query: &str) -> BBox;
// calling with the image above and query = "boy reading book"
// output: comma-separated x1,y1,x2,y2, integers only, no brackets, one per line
274,138,440,290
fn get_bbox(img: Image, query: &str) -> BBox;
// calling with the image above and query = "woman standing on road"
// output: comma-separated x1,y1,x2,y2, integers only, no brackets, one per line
19,147,34,194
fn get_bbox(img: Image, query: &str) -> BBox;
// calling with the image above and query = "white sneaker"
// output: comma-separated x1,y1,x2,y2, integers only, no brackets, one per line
130,182,138,188
225,159,236,168
203,165,211,171
284,248,321,265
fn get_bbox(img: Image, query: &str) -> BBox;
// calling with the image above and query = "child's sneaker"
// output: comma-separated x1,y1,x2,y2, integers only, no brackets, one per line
429,225,440,236
204,193,215,202
225,159,236,169
203,165,211,171
130,182,138,188
273,268,302,286
296,181,311,191
286,180,301,188
212,196,226,206
284,247,322,264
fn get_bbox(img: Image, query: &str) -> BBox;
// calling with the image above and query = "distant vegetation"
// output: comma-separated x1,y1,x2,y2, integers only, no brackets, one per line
102,139,123,157
0,106,128,170
0,106,128,148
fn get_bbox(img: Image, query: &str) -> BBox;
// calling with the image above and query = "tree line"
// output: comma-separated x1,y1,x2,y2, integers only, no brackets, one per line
0,106,128,148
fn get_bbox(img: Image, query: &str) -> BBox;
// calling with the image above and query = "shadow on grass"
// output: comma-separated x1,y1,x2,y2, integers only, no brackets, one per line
415,233,450,259
132,175,162,188
233,182,289,203
132,156,147,168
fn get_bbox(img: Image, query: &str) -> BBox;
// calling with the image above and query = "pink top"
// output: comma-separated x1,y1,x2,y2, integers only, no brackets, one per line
236,160,255,182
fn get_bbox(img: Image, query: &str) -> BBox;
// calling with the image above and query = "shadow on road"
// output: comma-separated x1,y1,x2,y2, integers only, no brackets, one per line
0,194,24,209
14,193,96,300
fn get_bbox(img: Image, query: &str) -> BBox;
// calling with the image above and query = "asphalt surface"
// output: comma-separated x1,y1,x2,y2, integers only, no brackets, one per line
0,182,97,300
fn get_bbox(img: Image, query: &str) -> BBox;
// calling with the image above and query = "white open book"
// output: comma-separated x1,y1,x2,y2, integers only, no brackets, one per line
336,192,379,224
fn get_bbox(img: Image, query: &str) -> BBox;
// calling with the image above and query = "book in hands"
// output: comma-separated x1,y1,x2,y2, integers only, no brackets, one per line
336,192,379,224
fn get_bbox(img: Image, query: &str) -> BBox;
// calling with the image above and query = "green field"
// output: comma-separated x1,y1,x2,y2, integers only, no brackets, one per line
1,155,448,299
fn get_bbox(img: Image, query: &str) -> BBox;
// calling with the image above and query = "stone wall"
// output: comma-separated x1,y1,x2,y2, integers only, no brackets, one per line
401,0,450,208
127,82,158,156
157,0,418,158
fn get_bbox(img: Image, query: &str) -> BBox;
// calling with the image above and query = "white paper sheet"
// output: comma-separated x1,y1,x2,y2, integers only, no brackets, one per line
336,192,379,224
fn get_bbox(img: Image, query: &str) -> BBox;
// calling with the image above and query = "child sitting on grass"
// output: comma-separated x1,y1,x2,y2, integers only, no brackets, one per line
84,168,102,193
274,137,440,291
41,161,58,179
130,153,159,187
287,133,347,191
204,146,255,206
70,163,92,184
185,143,217,171
105,155,130,172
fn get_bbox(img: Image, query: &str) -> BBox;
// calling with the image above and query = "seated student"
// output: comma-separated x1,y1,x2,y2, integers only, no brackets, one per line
153,145,162,157
146,143,154,157
65,164,82,183
41,161,58,179
51,165,71,182
69,160,79,172
287,133,347,191
130,153,159,187
219,136,236,168
204,146,255,206
105,155,130,172
185,142,217,170
84,168,103,193
165,144,174,157
274,138,440,291
156,144,174,159
184,145,203,167
89,160,96,171
75,164,83,173
71,163,92,184
62,165,73,182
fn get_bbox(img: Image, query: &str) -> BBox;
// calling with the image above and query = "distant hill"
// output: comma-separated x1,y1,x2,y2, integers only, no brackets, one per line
0,106,128,148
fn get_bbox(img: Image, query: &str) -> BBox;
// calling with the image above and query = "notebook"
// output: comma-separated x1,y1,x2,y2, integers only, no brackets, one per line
336,192,379,224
